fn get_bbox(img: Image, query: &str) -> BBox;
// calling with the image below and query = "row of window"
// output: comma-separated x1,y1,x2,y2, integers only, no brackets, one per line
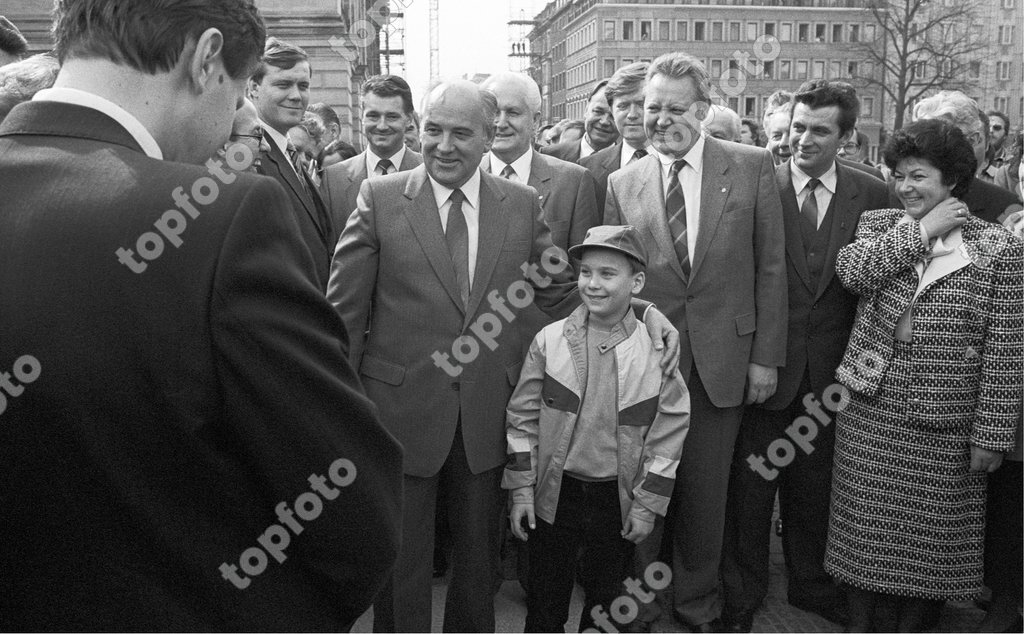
969,61,1016,82
599,56,875,83
601,18,876,44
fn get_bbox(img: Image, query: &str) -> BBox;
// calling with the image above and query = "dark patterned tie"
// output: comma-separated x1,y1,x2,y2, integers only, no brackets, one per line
665,159,690,278
376,158,394,176
631,148,648,163
445,189,470,308
500,164,515,180
286,141,310,196
801,178,821,231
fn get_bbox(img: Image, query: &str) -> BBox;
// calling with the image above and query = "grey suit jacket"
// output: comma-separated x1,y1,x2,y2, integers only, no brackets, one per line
328,165,578,477
605,137,788,408
321,149,423,233
540,138,582,163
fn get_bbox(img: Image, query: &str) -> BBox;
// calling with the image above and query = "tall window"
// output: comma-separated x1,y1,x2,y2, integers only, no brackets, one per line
659,21,671,40
798,23,809,42
832,24,843,42
813,61,825,78
677,21,688,41
814,24,826,42
640,21,652,40
712,22,724,42
996,61,1012,81
604,20,615,40
694,21,706,41
746,22,758,40
623,21,634,40
604,58,616,77
999,25,1015,45
763,60,774,78
994,96,1009,111
861,97,874,118
830,60,842,78
744,96,757,116
729,22,741,41
864,24,876,40
849,24,860,42
764,22,776,37
969,61,981,79
847,61,859,77
779,23,791,41
780,60,792,79
796,60,808,80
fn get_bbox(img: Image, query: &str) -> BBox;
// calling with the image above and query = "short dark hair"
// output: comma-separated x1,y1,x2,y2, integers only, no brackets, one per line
883,118,977,199
987,110,1010,132
588,79,610,102
307,102,341,128
251,37,309,84
362,74,414,116
0,16,28,57
793,80,860,135
605,62,648,106
53,0,265,80
741,118,760,141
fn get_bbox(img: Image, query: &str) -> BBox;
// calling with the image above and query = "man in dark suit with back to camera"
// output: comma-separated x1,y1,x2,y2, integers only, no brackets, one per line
605,52,788,632
581,62,651,212
720,80,891,633
0,1,402,630
541,79,619,163
249,37,335,290
321,74,423,232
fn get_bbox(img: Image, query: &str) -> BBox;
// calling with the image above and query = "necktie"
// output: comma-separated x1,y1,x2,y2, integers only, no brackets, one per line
445,189,470,308
500,164,516,180
665,159,690,279
801,178,820,231
631,148,648,163
286,142,311,197
376,158,394,176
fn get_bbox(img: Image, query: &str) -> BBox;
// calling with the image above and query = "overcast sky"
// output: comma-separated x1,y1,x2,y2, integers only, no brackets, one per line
398,0,549,103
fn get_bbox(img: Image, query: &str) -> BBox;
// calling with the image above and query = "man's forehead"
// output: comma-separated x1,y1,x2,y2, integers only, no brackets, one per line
264,62,310,81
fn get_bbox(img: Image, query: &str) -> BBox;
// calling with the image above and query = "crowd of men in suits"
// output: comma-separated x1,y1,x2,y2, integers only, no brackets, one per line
1,2,1022,632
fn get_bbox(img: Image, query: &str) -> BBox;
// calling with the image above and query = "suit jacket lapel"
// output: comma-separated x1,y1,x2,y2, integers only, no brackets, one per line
465,173,510,326
403,167,466,314
777,163,814,293
914,228,971,300
692,140,731,279
633,157,686,283
265,140,329,242
816,163,858,301
528,152,552,209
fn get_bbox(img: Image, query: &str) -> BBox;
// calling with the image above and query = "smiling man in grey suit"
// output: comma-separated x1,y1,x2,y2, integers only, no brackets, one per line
605,52,787,632
321,74,422,232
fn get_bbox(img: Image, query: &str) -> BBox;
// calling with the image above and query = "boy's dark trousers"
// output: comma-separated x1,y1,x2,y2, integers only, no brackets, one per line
525,475,634,633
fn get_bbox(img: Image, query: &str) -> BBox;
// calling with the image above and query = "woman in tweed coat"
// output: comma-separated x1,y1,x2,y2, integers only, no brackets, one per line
825,119,1024,631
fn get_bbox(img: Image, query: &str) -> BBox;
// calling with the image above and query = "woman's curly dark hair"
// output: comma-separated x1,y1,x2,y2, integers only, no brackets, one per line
882,118,977,198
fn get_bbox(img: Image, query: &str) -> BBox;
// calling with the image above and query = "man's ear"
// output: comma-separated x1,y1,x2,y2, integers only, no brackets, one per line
188,27,226,94
632,271,646,294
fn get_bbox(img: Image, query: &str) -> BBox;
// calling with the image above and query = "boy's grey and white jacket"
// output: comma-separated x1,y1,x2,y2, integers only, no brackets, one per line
502,304,691,526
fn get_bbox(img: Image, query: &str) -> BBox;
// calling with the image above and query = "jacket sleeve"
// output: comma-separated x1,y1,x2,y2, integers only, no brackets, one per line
631,369,690,519
750,150,789,368
835,209,928,297
502,331,547,497
971,234,1024,451
327,179,378,368
569,169,600,250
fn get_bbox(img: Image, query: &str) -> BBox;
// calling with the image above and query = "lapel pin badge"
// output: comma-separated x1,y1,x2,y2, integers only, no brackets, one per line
721,187,727,193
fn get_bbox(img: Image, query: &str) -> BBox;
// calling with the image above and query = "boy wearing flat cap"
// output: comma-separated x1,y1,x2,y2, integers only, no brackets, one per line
503,225,691,632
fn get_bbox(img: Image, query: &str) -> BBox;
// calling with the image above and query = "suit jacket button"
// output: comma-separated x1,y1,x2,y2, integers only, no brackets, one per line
545,397,555,405
451,382,460,391
686,295,695,301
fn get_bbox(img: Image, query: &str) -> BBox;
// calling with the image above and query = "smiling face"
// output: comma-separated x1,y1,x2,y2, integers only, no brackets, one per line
584,91,618,150
893,156,956,220
644,73,706,159
789,102,849,178
489,82,537,163
361,92,410,159
421,84,493,189
612,88,647,149
764,109,792,164
578,248,645,328
249,61,311,135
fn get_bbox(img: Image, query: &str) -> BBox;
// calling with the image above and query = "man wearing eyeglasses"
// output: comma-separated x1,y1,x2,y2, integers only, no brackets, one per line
987,111,1011,169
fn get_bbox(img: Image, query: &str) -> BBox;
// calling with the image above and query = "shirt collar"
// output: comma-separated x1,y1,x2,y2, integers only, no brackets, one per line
261,122,290,156
428,167,482,211
366,144,407,175
790,160,837,194
33,87,163,160
653,133,705,172
580,134,597,158
620,141,650,167
488,147,533,182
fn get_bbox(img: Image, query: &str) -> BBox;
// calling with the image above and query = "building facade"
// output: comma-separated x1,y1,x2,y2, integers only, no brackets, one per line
971,0,1023,131
4,0,380,145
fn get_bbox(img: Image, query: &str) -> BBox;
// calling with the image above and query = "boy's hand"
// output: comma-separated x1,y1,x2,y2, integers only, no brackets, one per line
622,514,654,544
642,306,680,376
510,502,535,541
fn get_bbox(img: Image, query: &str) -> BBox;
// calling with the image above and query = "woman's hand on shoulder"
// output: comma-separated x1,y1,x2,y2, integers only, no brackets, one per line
920,197,969,239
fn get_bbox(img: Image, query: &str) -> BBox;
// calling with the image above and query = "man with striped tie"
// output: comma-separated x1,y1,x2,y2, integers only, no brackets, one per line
604,51,787,633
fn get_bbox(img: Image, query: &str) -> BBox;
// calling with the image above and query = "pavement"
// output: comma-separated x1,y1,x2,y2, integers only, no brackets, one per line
352,503,990,632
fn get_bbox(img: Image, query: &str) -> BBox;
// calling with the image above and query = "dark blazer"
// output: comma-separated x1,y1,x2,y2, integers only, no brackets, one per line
540,137,583,163
328,165,578,477
580,140,622,211
838,156,884,181
0,101,402,631
321,148,423,233
605,138,788,408
763,160,890,410
257,134,334,291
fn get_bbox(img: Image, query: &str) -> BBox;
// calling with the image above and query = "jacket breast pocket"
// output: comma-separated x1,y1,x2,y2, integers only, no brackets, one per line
541,374,580,413
735,312,756,336
360,354,406,386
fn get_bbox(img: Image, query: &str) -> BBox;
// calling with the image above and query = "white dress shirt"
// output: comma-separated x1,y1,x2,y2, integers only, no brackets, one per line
487,147,533,184
790,161,837,229
620,141,651,167
34,87,163,160
429,168,482,284
654,134,705,260
580,134,597,159
366,145,407,176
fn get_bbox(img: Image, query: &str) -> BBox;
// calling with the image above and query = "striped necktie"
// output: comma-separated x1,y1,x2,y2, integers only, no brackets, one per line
665,159,690,278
